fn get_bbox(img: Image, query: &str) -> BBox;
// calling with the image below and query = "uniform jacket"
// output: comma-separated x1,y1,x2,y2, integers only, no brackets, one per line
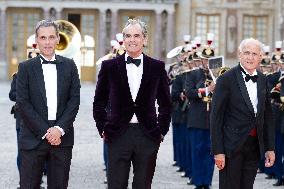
185,68,210,129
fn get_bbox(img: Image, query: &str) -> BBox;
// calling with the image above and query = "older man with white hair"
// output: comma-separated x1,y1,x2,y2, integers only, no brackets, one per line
210,38,275,189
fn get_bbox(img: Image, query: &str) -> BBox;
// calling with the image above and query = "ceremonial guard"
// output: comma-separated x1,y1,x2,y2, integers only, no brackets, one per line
264,43,284,186
167,43,188,174
184,45,215,189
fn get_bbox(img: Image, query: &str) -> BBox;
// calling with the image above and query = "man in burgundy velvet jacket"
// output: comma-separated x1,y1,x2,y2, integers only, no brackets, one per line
93,19,171,189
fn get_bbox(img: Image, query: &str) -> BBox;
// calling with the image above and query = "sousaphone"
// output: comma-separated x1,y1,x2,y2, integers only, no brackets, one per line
55,20,81,58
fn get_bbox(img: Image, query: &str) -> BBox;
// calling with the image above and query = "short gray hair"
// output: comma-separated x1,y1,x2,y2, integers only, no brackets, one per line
122,19,148,38
239,38,264,54
35,19,59,37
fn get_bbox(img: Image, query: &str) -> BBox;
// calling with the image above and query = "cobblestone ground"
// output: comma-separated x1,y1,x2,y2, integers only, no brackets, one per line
0,81,279,189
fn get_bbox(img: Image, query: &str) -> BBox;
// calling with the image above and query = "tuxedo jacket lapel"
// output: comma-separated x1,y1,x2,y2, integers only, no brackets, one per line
56,55,64,110
32,56,47,106
235,66,255,115
256,72,265,115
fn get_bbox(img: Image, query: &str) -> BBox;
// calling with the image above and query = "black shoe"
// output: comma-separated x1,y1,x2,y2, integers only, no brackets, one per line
265,175,275,179
203,185,210,189
172,161,178,166
180,172,187,177
17,184,44,189
176,167,183,172
273,179,284,186
194,186,203,189
257,168,264,173
187,179,193,185
104,176,108,184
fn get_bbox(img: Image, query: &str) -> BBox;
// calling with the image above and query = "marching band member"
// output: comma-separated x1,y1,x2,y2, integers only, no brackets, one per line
184,45,216,189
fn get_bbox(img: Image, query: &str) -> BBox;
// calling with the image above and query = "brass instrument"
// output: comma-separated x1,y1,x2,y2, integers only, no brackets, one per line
218,67,230,76
279,74,284,103
55,20,81,59
270,72,284,110
202,69,213,111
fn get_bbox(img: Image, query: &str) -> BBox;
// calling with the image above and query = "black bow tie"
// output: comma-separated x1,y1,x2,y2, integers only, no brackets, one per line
126,56,141,67
240,66,258,83
245,75,258,83
40,56,57,64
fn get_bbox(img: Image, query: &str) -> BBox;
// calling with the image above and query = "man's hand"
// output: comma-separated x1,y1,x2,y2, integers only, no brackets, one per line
265,151,275,167
160,134,164,142
102,131,108,142
180,92,186,101
214,154,225,170
46,127,62,146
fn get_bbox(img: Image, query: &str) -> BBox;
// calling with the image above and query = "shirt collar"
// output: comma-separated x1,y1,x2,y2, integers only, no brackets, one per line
240,63,257,76
125,53,143,63
40,54,56,62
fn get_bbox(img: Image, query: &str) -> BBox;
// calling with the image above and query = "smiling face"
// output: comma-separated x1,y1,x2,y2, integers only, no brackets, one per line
36,26,59,60
239,41,263,75
123,23,146,58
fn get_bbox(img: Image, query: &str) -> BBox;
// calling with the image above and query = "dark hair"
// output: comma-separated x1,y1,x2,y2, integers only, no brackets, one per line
35,19,59,37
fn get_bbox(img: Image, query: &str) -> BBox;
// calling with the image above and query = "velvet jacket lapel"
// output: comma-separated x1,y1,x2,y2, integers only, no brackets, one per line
116,53,151,103
116,54,133,104
135,54,151,103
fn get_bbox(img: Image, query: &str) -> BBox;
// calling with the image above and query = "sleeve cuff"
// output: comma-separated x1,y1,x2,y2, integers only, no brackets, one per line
198,88,206,98
205,87,209,96
54,126,65,136
42,133,48,140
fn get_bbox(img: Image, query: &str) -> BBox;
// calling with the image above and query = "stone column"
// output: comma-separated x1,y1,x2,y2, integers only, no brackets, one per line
154,10,162,59
111,8,118,39
166,10,175,63
43,7,50,20
0,6,7,80
274,0,282,43
55,7,62,20
98,9,107,58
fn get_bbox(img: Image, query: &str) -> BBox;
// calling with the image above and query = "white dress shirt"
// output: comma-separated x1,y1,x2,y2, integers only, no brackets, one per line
40,54,64,136
125,53,143,123
240,64,258,115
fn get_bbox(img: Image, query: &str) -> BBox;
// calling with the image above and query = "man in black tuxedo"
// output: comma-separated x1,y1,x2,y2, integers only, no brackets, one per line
17,20,80,189
93,19,171,189
210,38,275,189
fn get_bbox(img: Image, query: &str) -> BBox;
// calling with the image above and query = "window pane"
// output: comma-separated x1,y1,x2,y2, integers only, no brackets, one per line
196,14,220,54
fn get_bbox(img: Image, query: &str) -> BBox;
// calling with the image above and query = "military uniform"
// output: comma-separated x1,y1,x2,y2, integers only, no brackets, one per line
171,69,188,171
185,68,214,188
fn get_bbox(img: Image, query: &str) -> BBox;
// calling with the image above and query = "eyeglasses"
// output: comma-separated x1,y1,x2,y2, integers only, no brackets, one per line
242,51,260,59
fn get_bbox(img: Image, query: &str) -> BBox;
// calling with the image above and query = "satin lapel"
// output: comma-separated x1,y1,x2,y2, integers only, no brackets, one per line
256,72,264,115
235,66,255,114
116,54,133,101
55,55,64,109
135,54,151,103
32,56,47,105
